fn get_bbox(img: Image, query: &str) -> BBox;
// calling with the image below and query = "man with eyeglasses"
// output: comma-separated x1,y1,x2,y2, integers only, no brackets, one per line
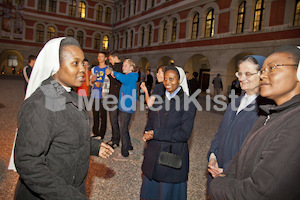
209,45,300,199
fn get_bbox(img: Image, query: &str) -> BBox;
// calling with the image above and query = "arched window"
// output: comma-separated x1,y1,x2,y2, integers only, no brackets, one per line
144,0,148,10
125,32,128,48
15,0,24,6
141,27,145,46
105,7,112,23
253,0,265,31
77,31,84,47
94,33,101,49
205,9,215,38
119,5,122,21
38,0,46,11
112,35,115,50
191,13,199,39
67,29,75,37
294,0,300,26
133,0,137,15
69,0,76,17
114,8,118,23
96,5,103,22
162,21,167,43
3,0,12,3
130,30,134,47
78,1,86,18
171,18,177,42
128,0,131,17
237,1,246,33
36,24,44,43
151,0,155,8
102,35,109,50
148,25,152,45
49,0,56,13
117,35,120,49
47,26,55,41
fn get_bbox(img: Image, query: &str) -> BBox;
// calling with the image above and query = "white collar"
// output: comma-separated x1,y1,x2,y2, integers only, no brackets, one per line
165,86,181,100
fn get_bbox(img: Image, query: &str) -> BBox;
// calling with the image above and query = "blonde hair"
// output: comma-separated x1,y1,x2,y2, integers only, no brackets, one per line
124,59,137,72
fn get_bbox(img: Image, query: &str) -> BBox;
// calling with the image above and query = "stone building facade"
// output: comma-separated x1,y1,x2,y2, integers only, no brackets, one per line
1,0,300,95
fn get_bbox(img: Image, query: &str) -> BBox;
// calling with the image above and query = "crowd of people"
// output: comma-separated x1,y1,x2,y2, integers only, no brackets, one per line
10,36,300,199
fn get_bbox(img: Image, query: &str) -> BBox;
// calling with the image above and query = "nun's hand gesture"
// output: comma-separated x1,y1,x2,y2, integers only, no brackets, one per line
99,142,114,158
208,153,223,177
142,130,154,142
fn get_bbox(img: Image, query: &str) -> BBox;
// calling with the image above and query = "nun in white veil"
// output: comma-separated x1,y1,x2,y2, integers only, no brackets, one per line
11,37,113,200
175,66,190,96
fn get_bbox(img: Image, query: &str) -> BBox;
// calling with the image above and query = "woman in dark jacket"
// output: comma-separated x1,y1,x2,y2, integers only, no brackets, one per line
140,66,196,200
13,37,113,199
209,46,300,199
207,55,268,190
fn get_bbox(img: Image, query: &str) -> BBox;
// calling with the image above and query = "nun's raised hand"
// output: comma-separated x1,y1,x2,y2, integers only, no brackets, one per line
99,142,114,158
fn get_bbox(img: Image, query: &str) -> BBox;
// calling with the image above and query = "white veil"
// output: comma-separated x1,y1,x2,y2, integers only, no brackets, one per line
8,37,65,171
175,66,190,96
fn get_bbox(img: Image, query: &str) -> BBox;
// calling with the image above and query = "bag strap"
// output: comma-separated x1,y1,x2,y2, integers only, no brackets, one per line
160,142,186,156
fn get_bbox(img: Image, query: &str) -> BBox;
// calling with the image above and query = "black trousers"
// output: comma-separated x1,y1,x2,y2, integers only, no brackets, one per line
109,107,120,145
92,98,107,138
119,111,133,157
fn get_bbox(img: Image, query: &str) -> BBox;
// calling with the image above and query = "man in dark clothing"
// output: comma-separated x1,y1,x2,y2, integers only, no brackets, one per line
188,72,200,96
146,68,153,93
106,52,123,148
23,55,36,93
212,73,223,97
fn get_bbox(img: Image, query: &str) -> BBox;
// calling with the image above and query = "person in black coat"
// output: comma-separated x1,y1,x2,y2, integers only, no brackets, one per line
146,68,153,93
140,66,196,200
188,72,200,96
207,55,267,192
106,51,123,148
13,37,114,199
209,46,300,199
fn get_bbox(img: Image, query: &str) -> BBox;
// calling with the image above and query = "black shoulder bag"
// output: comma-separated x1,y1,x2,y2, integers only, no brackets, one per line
158,143,186,169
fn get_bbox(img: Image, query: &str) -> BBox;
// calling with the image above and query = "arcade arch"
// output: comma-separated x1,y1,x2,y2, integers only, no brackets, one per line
0,50,23,75
137,57,149,72
184,54,210,91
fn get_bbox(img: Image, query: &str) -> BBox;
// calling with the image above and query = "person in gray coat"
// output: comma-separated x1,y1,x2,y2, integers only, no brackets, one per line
14,37,114,199
209,45,300,199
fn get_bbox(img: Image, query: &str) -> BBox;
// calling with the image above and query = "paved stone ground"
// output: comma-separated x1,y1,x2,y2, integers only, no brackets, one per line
0,77,224,200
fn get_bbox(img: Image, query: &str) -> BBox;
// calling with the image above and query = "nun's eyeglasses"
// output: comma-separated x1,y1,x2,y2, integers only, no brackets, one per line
235,71,260,78
260,64,298,74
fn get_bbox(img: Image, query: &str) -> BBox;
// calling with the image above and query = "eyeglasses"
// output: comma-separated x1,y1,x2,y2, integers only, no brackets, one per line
235,71,260,78
260,64,298,74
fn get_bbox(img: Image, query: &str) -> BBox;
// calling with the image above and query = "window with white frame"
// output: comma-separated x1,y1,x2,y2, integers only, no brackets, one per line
205,9,215,37
253,0,265,31
171,18,177,42
96,5,103,22
236,1,246,33
78,1,86,18
47,26,55,41
36,24,44,42
191,13,199,39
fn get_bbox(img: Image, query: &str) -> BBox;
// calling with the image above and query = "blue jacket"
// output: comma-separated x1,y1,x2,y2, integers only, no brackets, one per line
142,89,196,183
114,71,138,113
208,95,270,170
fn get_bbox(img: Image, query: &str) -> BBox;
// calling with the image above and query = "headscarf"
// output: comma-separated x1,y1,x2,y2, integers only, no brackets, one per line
175,66,190,96
245,55,266,69
25,37,65,99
